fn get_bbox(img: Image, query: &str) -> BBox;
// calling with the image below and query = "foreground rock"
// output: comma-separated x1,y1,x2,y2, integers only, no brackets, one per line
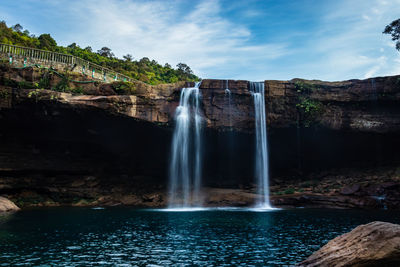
0,196,20,213
299,221,400,266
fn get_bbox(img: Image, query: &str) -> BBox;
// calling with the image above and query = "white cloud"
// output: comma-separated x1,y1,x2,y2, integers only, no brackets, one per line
37,0,289,79
288,0,400,81
1,0,399,81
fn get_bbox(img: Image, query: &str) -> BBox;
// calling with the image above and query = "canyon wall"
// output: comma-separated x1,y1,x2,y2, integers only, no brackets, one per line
0,66,400,207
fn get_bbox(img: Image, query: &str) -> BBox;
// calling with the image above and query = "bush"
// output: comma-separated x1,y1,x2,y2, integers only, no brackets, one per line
284,188,295,195
112,81,137,95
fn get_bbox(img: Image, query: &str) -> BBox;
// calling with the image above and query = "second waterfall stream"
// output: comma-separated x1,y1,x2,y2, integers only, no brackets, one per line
250,82,272,209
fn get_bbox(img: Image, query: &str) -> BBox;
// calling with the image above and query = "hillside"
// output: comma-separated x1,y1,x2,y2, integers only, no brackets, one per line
0,21,199,85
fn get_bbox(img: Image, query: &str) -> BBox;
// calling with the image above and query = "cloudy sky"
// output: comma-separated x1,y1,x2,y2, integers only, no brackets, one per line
1,0,400,81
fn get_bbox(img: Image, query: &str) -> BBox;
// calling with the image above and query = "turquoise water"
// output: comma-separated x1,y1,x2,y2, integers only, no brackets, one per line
1,208,399,266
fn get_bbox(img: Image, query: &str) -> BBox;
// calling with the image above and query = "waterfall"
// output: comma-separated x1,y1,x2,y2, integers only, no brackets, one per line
168,82,203,208
224,80,232,127
225,80,231,94
250,82,272,208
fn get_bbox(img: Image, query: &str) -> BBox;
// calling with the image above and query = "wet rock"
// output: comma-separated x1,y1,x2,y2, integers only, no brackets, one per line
0,196,20,212
340,184,361,195
299,221,400,267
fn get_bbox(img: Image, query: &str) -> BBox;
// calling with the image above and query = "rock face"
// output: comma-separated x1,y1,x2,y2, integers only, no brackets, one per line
1,66,400,207
199,77,400,133
0,196,20,212
299,221,400,267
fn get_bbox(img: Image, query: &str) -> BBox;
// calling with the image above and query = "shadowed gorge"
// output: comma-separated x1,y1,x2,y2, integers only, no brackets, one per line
0,66,400,208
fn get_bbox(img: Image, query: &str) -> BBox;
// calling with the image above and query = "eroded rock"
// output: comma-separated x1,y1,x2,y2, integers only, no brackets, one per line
299,221,400,266
0,196,20,212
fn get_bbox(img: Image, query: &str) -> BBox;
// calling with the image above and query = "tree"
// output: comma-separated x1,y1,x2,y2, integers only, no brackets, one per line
97,47,114,58
139,57,150,63
123,54,133,62
38,34,57,50
0,18,200,84
12,23,23,32
68,42,78,49
383,18,400,51
176,63,193,75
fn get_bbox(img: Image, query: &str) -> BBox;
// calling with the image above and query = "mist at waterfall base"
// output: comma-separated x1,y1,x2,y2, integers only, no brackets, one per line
168,82,203,208
2,207,400,266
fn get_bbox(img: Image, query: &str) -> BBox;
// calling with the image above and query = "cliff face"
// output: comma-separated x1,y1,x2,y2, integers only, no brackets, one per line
1,66,400,208
199,77,400,133
4,66,399,133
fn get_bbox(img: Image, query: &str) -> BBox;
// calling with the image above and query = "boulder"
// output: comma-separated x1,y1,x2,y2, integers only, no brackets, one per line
299,221,400,266
0,196,20,213
340,184,361,195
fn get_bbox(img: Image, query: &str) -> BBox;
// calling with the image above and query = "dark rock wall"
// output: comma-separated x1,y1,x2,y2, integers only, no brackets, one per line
1,67,400,205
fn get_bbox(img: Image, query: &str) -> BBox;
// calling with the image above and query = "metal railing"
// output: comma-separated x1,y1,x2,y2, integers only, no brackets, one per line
0,43,135,83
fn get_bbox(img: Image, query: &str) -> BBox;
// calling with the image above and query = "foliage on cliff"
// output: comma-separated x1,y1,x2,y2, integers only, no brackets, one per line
294,81,323,127
0,21,199,85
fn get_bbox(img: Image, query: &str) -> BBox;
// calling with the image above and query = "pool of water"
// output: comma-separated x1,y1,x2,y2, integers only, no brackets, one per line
1,207,399,266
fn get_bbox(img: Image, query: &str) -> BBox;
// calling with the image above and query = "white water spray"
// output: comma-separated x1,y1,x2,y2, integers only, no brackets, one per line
168,82,203,208
250,82,272,208
224,80,232,127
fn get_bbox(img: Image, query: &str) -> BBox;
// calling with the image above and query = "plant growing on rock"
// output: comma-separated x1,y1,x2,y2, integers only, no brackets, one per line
294,80,324,127
296,93,324,127
294,81,320,93
0,89,9,99
53,74,70,92
112,81,137,95
38,71,51,89
17,81,38,89
27,89,41,102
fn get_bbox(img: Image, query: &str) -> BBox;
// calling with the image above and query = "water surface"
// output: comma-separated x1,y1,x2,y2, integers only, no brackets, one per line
1,208,399,266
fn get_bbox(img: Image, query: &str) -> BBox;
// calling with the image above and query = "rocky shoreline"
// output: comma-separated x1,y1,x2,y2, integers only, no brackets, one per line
1,166,398,209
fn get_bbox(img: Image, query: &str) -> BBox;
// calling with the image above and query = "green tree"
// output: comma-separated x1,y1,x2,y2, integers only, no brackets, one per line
68,42,78,49
383,18,400,51
0,20,200,84
38,33,57,50
176,63,193,75
12,23,23,32
123,54,133,62
97,47,114,58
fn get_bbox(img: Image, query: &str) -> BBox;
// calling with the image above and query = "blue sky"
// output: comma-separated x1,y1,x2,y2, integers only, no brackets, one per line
1,0,400,81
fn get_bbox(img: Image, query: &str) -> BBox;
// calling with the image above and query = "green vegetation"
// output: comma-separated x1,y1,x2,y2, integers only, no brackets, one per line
0,21,200,85
296,97,322,114
383,18,400,51
296,97,323,127
284,188,295,194
53,75,69,92
112,81,137,95
0,89,9,99
27,89,41,99
294,81,324,127
1,63,95,95
294,80,320,93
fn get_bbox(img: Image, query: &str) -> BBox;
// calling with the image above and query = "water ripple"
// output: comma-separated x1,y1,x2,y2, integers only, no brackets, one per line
0,208,399,266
